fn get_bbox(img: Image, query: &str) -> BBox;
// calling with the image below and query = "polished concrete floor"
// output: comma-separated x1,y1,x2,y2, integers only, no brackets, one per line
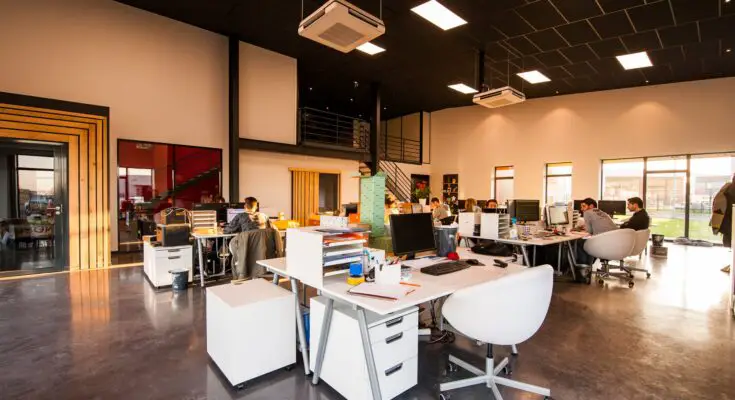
0,245,733,400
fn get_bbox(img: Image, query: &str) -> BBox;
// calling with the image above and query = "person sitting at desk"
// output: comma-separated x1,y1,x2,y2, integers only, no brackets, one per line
486,199,498,209
576,198,618,265
464,198,481,213
431,197,450,221
224,197,267,233
620,197,650,231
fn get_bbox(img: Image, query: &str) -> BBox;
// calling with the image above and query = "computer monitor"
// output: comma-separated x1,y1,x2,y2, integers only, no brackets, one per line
458,199,466,210
193,203,228,222
390,213,436,258
477,200,487,208
509,200,540,222
598,200,627,217
547,205,569,226
573,200,584,212
226,208,245,223
343,203,358,215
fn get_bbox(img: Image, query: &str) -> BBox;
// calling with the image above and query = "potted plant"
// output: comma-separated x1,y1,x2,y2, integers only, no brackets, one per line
413,182,430,205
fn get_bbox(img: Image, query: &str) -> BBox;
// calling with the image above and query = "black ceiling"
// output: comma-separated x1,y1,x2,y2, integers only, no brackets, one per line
116,0,735,118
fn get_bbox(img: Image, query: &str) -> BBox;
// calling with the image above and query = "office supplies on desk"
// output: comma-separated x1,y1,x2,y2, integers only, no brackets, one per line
420,261,469,276
375,262,401,285
347,283,415,300
493,259,508,268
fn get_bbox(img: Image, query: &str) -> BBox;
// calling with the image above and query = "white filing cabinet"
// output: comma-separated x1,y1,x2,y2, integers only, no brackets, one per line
207,279,296,387
143,242,193,288
310,296,418,400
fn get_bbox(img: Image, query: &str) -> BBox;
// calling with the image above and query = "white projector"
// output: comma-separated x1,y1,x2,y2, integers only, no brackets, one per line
298,0,385,53
472,86,526,109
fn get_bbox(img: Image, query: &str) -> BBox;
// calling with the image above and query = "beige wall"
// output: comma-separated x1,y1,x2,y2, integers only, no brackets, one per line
0,0,230,252
239,42,298,144
239,150,360,219
429,77,735,203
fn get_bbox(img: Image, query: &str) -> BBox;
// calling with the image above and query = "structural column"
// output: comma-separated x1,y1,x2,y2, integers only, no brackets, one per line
228,36,240,201
369,82,381,175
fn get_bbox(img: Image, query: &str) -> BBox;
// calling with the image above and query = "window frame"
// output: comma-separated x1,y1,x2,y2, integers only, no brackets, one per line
493,165,514,204
545,162,573,205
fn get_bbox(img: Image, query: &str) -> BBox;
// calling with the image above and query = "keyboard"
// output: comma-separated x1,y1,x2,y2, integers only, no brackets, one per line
421,261,470,276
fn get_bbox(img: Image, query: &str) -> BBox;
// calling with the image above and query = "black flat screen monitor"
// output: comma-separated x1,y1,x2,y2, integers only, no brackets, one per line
573,200,584,212
598,200,627,217
458,199,466,210
343,203,358,215
510,200,540,222
390,213,436,257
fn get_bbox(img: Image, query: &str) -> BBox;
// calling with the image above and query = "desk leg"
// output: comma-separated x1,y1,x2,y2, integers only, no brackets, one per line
556,244,562,276
197,239,205,287
357,307,383,400
520,245,531,267
311,297,334,385
533,246,537,267
566,242,578,281
290,278,310,376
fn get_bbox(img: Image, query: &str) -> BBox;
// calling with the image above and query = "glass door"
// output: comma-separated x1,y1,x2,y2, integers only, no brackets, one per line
0,140,67,275
689,154,735,242
645,156,688,239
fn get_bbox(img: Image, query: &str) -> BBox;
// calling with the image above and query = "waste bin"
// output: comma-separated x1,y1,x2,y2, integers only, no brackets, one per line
169,269,189,291
434,226,458,257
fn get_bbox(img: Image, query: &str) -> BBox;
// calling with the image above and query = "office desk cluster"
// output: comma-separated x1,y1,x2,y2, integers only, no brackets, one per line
257,246,526,400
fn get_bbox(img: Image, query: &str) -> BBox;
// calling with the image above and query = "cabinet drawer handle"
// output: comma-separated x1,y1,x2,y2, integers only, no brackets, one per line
167,249,181,253
385,363,403,376
385,316,403,327
385,332,403,344
168,256,181,260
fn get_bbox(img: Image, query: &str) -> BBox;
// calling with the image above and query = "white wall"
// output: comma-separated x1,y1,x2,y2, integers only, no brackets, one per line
239,42,298,144
429,77,735,203
239,150,360,219
0,0,229,251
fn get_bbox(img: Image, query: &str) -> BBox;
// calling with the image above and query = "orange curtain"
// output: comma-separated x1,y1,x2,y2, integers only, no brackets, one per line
291,170,320,227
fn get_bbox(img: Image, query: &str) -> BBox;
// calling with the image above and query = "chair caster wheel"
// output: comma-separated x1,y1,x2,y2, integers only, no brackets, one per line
439,393,450,400
646,273,651,279
284,364,295,371
597,279,605,286
503,366,512,375
628,281,635,288
447,362,458,373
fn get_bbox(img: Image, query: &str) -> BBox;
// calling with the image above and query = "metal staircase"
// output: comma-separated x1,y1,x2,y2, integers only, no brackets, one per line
359,159,416,203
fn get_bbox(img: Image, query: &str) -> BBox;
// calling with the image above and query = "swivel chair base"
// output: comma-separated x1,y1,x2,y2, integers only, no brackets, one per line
595,261,635,288
440,345,551,400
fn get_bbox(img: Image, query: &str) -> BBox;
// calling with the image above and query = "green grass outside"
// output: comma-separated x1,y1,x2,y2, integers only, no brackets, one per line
650,217,719,242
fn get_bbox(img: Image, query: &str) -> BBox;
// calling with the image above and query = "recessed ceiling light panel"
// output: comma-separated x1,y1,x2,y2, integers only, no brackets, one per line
616,51,653,70
356,42,385,55
411,0,467,31
448,83,478,94
517,70,551,84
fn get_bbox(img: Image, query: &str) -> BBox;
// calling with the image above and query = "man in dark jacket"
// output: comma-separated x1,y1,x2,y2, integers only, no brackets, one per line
620,197,650,231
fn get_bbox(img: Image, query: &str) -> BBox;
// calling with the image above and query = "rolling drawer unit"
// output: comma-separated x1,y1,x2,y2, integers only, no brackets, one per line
480,213,511,239
310,296,418,400
143,242,193,288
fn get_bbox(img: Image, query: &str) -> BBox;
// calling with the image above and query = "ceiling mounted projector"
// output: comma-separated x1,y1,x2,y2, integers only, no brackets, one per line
472,86,526,109
298,0,385,53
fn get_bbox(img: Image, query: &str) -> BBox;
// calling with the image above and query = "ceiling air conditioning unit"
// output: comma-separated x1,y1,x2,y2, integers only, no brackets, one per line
472,86,526,109
298,0,385,53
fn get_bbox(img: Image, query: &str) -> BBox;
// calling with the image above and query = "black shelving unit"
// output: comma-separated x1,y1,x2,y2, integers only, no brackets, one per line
442,174,459,214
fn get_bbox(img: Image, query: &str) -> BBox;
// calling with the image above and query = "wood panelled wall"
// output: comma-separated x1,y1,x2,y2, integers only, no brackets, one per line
0,104,109,270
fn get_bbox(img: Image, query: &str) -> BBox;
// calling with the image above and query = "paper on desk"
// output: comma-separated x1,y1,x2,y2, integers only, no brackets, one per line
348,283,415,301
402,257,445,270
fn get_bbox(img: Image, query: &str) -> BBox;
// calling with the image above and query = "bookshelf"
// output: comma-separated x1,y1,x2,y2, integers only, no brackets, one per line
442,174,459,214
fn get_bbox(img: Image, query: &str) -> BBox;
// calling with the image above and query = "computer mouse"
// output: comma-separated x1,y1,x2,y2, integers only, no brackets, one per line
466,259,480,266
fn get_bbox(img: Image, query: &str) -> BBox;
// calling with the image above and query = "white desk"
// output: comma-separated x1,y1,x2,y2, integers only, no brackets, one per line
257,248,527,400
467,232,588,277
192,232,237,287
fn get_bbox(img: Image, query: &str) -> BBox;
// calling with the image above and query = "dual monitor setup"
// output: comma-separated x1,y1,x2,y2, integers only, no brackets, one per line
572,199,627,217
193,203,246,223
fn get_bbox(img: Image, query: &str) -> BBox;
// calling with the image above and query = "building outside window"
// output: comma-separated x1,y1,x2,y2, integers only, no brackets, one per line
545,162,572,205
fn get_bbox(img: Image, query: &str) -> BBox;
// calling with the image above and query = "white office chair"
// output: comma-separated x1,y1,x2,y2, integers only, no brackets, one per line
620,229,651,279
439,265,554,400
583,229,636,288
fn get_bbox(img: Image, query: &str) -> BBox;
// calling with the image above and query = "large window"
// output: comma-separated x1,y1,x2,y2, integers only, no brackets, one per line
493,166,514,205
545,162,572,205
601,153,735,242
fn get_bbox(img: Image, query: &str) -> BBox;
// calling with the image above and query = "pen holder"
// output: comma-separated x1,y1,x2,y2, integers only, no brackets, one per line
375,262,401,285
